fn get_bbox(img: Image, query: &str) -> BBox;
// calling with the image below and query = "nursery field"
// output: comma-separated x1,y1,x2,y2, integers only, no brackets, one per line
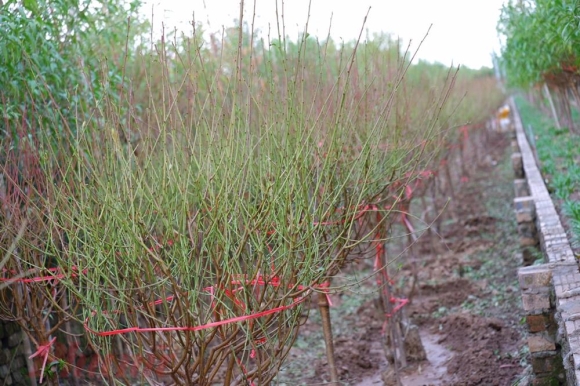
0,1,533,386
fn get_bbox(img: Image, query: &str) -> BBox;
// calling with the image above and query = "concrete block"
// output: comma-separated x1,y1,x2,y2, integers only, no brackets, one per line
526,313,555,333
530,351,562,375
518,266,552,290
512,153,524,178
528,333,556,352
519,222,538,246
522,289,552,312
514,179,530,197
558,300,580,325
514,196,535,213
565,319,575,334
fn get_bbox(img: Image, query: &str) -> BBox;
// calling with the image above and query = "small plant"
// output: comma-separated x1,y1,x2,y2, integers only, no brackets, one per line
45,359,68,382
551,173,575,200
564,201,580,250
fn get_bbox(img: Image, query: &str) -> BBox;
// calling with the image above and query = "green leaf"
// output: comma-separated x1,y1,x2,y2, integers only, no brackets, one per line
22,0,38,14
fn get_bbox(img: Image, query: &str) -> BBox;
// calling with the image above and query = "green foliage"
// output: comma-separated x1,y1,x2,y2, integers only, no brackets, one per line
0,0,147,142
564,200,580,248
516,95,580,247
498,0,580,88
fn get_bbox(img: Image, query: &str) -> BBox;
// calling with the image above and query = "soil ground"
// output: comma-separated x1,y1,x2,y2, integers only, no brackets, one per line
274,129,530,385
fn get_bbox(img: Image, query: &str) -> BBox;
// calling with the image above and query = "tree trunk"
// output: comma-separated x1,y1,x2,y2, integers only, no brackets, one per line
543,83,561,130
554,85,575,133
318,291,339,385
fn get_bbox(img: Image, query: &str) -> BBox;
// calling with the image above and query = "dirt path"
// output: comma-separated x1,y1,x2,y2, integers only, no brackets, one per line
275,130,529,385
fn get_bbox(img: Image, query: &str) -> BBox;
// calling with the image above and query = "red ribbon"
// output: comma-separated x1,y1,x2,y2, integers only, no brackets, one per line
29,337,56,383
0,267,86,283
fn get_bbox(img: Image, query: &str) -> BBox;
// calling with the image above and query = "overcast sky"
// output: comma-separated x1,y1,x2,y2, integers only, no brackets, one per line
141,0,506,69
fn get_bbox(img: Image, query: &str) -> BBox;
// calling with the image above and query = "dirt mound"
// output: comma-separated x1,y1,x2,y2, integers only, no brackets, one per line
305,299,385,382
409,278,477,323
438,313,523,386
331,336,377,375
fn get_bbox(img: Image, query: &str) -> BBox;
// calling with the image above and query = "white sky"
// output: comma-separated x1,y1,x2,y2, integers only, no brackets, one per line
141,0,506,69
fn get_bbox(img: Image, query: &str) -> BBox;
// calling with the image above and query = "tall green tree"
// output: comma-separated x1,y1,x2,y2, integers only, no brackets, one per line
0,0,147,142
498,0,580,132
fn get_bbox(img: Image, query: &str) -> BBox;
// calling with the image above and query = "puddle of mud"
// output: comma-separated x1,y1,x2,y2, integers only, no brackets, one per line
355,330,453,386
400,331,452,386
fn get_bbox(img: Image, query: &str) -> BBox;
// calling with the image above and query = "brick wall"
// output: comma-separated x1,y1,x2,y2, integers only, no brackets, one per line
511,97,580,385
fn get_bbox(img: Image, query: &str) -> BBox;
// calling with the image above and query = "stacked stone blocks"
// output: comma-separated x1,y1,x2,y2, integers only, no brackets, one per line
519,265,564,383
0,321,30,385
511,97,580,385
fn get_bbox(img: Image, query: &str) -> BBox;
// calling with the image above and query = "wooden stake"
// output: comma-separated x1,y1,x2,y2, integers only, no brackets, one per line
318,291,339,385
543,83,561,129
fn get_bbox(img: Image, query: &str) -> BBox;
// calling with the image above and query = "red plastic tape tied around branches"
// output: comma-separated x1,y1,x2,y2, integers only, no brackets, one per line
83,277,332,337
0,266,86,283
29,337,56,384
381,297,409,335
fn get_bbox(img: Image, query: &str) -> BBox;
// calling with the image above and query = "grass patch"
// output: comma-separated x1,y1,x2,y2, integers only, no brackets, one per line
515,95,580,250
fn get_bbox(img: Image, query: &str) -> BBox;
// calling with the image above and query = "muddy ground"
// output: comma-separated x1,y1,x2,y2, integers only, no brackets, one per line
275,130,530,385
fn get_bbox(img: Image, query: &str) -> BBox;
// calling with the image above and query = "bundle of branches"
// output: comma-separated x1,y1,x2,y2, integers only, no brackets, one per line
0,122,84,386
